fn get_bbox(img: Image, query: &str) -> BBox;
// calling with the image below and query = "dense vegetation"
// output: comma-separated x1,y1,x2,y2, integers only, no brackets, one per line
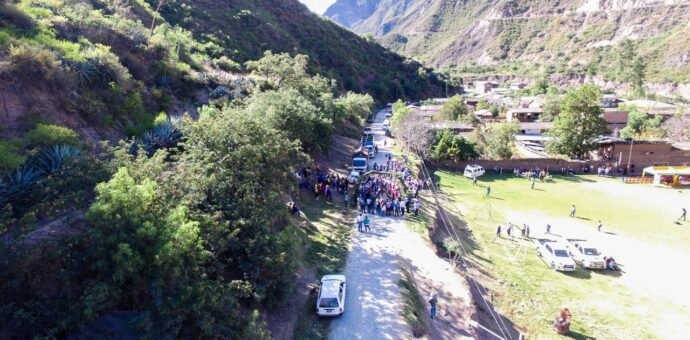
0,51,373,337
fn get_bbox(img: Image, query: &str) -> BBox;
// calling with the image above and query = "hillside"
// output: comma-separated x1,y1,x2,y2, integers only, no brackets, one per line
326,0,690,87
0,0,444,143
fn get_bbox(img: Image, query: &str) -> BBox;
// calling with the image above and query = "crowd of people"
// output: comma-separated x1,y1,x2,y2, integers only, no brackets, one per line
356,173,421,218
296,166,351,203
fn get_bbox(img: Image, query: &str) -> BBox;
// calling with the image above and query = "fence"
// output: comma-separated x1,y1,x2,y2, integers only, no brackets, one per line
430,159,616,175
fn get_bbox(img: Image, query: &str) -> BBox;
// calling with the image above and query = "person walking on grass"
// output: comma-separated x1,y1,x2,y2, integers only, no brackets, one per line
496,225,502,237
531,177,536,190
364,215,371,232
680,208,687,222
486,186,491,198
429,293,438,320
597,220,603,232
472,175,477,186
546,224,552,234
569,204,576,218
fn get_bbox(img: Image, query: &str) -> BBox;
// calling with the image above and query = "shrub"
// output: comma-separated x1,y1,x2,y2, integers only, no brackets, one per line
0,3,36,30
213,56,241,72
9,44,63,82
24,124,80,148
0,139,26,171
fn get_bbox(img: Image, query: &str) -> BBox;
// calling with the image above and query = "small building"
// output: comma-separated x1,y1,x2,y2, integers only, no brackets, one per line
518,96,544,109
465,98,480,108
475,81,499,94
429,122,475,133
601,94,624,108
603,109,629,135
595,140,690,175
509,82,527,91
519,122,552,136
507,108,544,122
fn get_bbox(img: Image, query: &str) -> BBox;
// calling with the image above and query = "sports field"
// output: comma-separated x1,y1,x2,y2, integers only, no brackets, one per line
435,170,690,339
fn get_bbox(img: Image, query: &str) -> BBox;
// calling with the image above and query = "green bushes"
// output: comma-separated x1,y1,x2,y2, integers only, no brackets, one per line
0,3,36,30
9,44,63,82
24,124,80,147
0,139,26,170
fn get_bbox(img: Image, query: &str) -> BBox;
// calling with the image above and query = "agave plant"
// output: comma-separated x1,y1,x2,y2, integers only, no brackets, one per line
2,167,42,203
158,74,171,89
71,59,100,87
37,145,81,174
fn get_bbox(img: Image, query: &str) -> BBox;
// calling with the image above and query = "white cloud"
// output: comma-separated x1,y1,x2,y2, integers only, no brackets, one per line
300,0,336,15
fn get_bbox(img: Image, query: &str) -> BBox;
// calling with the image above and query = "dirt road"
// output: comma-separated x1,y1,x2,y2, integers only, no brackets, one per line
329,110,474,339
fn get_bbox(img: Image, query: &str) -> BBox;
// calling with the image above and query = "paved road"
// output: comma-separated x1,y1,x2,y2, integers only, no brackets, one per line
330,109,474,339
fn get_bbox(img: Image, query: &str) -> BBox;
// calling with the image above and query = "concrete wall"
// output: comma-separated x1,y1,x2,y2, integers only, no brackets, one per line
431,159,614,174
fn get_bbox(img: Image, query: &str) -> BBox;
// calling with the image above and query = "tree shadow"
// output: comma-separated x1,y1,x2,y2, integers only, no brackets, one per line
566,330,597,339
564,268,591,280
575,217,591,221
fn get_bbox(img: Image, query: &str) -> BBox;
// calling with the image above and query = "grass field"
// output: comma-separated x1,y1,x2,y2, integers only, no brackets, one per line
433,170,690,339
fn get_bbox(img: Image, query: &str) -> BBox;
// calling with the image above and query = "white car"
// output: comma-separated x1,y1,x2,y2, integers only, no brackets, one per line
463,164,485,179
383,119,390,128
316,275,347,317
536,239,576,272
567,240,605,269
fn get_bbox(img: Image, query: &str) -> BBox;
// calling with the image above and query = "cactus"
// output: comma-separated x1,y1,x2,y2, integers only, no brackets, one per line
37,144,81,174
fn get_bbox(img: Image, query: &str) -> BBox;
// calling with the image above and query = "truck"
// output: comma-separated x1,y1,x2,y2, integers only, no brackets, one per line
566,240,605,269
352,149,368,173
535,239,576,272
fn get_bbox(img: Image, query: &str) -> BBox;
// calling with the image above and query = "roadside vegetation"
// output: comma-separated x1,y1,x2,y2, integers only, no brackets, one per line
0,50,370,338
399,265,429,338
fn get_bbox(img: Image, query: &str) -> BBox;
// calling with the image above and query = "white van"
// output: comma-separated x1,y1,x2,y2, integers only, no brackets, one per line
463,164,485,179
316,275,347,317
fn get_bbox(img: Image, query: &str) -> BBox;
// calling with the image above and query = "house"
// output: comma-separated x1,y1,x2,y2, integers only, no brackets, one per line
465,98,480,108
601,94,624,108
603,109,629,135
509,82,527,91
518,95,544,109
429,122,475,133
594,140,690,175
519,122,552,136
475,81,499,94
409,105,443,121
507,108,544,122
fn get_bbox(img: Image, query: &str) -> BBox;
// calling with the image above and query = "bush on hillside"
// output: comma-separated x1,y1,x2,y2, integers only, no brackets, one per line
24,124,80,148
0,140,26,171
0,3,36,30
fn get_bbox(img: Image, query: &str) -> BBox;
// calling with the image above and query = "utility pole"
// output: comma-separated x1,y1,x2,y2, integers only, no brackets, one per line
627,137,634,175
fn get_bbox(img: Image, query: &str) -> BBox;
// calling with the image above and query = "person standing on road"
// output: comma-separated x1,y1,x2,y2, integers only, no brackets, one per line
429,293,438,320
569,204,576,218
343,191,350,209
546,224,552,234
680,208,687,222
363,215,371,232
357,213,363,232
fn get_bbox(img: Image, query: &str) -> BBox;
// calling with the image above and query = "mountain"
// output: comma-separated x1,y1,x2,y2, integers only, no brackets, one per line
326,0,690,86
0,0,444,142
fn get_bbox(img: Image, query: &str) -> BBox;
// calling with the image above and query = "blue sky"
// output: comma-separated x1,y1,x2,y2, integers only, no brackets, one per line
300,0,336,14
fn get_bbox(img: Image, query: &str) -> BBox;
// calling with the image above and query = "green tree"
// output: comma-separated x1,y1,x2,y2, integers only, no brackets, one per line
477,122,520,159
547,84,607,159
619,106,663,139
391,99,411,128
542,95,561,122
439,94,468,120
246,88,332,153
432,129,478,162
335,92,374,121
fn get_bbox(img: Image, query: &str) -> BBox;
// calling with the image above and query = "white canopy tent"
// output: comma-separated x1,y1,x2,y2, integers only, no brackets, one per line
642,166,690,186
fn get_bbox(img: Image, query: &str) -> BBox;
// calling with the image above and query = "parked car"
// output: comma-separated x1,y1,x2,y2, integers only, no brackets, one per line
566,240,605,269
535,239,576,272
362,127,373,135
463,164,485,179
316,275,347,317
382,119,390,128
385,111,392,118
366,114,375,123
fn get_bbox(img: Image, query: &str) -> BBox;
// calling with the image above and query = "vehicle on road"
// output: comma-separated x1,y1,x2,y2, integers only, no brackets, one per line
352,149,368,173
366,114,374,123
362,127,373,135
535,239,576,272
383,119,390,128
463,164,485,179
385,111,392,118
316,275,347,317
349,170,361,184
566,240,605,269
